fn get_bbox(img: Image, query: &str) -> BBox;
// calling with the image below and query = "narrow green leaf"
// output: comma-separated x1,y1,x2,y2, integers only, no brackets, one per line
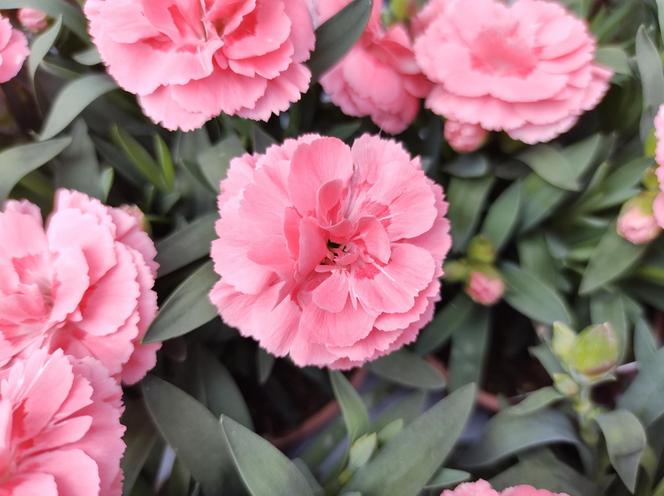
424,468,470,491
330,371,370,443
156,213,217,277
448,307,490,391
252,125,276,154
28,16,62,82
40,74,117,140
198,134,245,189
257,349,276,385
144,261,218,343
54,120,103,198
220,415,313,496
0,137,71,203
459,409,582,467
633,317,657,363
369,350,445,390
580,224,647,294
619,349,664,427
519,145,580,191
636,26,664,136
72,46,102,66
442,154,490,178
155,135,175,191
415,293,474,355
448,176,495,251
596,410,647,492
122,399,158,496
595,46,631,76
482,181,522,251
590,291,628,362
508,387,565,416
501,262,574,325
111,126,167,191
142,376,229,496
308,0,372,79
345,384,476,496
0,0,88,40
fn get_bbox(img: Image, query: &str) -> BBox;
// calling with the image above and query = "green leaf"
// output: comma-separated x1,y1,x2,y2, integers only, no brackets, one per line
40,74,117,141
72,46,102,66
633,317,657,363
619,349,664,427
220,415,313,496
144,261,218,343
0,137,71,203
369,350,445,390
482,181,522,251
590,292,628,362
111,125,168,192
519,145,581,191
121,399,158,496
252,125,276,154
579,224,647,294
345,384,475,496
447,176,495,251
501,262,574,325
195,347,253,429
308,0,372,79
595,46,631,76
442,154,490,178
0,0,88,40
28,16,62,82
448,306,490,391
156,213,217,277
459,409,582,468
349,433,378,470
330,371,370,443
155,135,176,191
491,449,598,496
142,376,230,496
257,349,276,385
424,468,471,491
636,26,664,137
508,387,565,416
415,293,474,355
596,410,647,492
198,134,245,189
54,120,103,198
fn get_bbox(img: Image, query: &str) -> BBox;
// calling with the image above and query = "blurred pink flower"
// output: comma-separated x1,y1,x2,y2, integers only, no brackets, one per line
442,480,569,496
210,134,451,368
654,106,664,228
317,0,430,134
465,270,504,306
0,349,125,496
414,0,612,144
18,8,47,33
0,190,159,384
444,120,488,153
85,0,315,131
0,15,28,83
617,198,660,245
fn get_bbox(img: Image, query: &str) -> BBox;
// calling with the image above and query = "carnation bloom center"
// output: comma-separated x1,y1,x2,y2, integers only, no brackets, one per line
471,26,537,76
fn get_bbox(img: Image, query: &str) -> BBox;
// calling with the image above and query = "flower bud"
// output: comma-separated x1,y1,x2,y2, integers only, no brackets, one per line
553,373,580,397
567,323,619,381
18,8,48,33
465,268,504,306
467,235,496,264
444,120,488,153
617,193,660,245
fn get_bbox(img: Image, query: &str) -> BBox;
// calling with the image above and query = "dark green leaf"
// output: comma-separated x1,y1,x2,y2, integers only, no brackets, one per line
111,126,167,191
448,176,495,251
220,415,313,496
415,293,474,355
198,135,245,189
257,349,276,385
580,224,647,295
501,262,574,325
122,399,158,496
636,26,664,137
40,74,117,140
619,349,664,427
142,376,230,496
369,350,445,390
308,0,372,79
519,145,580,191
442,154,490,178
633,317,657,363
330,371,370,443
252,125,276,154
54,120,103,198
155,135,176,191
0,0,88,40
482,181,522,251
459,409,582,468
424,468,470,491
72,46,102,66
28,16,62,82
508,387,565,416
0,137,71,202
595,46,631,76
144,261,218,343
345,385,476,496
156,213,217,277
448,307,490,391
596,410,647,492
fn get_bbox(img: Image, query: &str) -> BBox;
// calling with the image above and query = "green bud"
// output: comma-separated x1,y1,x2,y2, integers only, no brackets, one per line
349,433,377,471
444,260,469,282
567,323,619,381
644,128,658,158
553,373,579,397
551,321,576,362
642,166,660,192
390,0,411,21
467,235,496,264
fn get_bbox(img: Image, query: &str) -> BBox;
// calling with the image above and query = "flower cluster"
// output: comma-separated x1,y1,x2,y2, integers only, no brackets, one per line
0,191,159,495
442,480,569,496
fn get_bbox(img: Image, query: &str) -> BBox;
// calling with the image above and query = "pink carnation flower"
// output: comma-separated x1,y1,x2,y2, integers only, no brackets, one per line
442,480,569,496
0,15,28,84
18,8,48,33
210,134,451,368
617,201,660,245
654,106,664,228
445,120,488,153
414,0,612,144
465,271,504,306
318,0,430,134
85,0,315,131
0,349,125,496
0,190,159,384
